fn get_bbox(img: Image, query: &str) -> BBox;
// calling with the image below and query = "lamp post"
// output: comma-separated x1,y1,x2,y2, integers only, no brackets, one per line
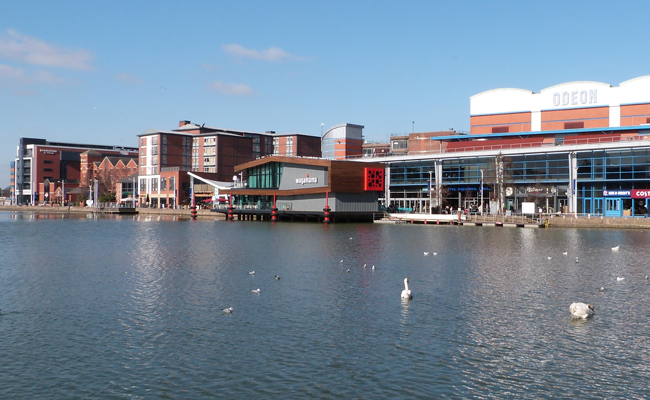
479,170,483,215
429,170,433,214
412,121,414,134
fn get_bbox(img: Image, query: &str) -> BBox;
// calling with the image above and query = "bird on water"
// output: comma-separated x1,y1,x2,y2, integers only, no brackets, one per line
401,278,413,299
222,307,233,314
570,302,594,319
612,245,620,252
251,288,261,294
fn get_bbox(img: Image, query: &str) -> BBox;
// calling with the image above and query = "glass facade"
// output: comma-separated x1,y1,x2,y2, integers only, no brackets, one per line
387,147,650,216
247,162,283,189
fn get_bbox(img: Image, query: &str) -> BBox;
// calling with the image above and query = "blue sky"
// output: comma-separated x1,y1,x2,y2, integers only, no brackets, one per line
1,1,649,188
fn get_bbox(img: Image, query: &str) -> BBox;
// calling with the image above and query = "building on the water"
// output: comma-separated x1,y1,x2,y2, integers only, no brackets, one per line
359,75,650,217
212,156,386,222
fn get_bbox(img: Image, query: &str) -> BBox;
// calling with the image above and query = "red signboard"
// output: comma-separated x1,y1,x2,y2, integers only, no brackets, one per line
632,189,650,198
364,168,384,191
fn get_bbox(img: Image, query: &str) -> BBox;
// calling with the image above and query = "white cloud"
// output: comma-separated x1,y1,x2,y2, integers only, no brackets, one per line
116,72,142,84
0,63,63,87
206,80,257,96
0,28,95,70
222,43,306,62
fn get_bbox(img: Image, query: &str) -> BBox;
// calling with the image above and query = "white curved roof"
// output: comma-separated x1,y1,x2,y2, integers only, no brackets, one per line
471,75,650,116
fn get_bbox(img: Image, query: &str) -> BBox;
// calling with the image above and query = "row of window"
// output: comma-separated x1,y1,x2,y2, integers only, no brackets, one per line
139,177,176,193
390,149,650,185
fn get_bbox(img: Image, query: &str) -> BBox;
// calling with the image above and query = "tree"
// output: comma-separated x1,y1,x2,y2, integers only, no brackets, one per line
483,152,514,214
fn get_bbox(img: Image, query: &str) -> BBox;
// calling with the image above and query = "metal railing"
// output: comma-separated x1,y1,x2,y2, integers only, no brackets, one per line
350,135,650,160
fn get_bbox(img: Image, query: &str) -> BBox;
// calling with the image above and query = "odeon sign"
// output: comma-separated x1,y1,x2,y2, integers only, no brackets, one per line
552,89,597,107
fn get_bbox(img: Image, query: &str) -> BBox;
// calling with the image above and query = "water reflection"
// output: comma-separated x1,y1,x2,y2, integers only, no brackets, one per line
2,214,650,398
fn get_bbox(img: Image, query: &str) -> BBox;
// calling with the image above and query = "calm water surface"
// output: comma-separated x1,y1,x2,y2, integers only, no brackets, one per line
1,212,649,399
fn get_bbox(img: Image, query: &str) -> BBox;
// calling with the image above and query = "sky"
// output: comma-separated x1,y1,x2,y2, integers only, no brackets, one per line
1,0,650,188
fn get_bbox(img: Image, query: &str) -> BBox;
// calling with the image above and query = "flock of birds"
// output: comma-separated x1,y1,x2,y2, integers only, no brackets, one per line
220,242,640,319
221,271,281,314
568,244,644,319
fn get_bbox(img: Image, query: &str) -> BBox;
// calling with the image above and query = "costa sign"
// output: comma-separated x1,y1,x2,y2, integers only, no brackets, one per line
632,189,650,198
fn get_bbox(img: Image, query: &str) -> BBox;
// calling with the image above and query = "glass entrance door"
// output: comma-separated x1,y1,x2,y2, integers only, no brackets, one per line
593,198,604,215
605,198,622,217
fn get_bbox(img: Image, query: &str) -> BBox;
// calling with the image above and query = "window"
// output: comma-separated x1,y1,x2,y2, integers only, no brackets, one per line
170,177,175,191
140,137,147,146
140,178,147,192
44,168,53,172
564,122,584,130
492,126,509,133
152,178,158,191
161,177,167,191
44,160,53,164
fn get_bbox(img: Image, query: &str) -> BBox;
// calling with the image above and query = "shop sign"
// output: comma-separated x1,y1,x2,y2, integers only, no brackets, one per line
632,189,650,198
296,175,318,185
603,190,631,197
525,187,545,193
39,149,58,155
552,89,597,107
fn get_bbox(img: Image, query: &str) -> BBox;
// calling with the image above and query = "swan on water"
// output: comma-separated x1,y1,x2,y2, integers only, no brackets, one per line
222,307,234,314
433,252,438,256
363,264,367,268
617,277,624,282
249,271,255,275
424,252,430,256
371,265,376,270
251,288,261,294
570,302,594,318
401,278,412,299
548,256,552,260
562,252,568,256
612,246,620,252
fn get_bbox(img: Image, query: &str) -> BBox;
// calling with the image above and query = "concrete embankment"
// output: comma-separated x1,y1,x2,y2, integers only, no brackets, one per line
0,205,226,219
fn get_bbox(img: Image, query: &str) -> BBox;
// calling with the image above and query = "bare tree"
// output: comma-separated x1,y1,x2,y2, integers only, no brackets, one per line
483,152,514,214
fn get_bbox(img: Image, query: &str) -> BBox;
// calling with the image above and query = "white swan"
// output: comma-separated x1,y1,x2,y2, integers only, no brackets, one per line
424,252,430,256
248,271,255,275
401,278,412,299
617,277,624,282
222,307,233,314
251,288,261,294
612,246,620,252
562,251,568,256
570,302,594,318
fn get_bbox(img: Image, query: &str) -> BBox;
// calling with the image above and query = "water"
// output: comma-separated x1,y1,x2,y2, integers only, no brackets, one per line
1,212,650,399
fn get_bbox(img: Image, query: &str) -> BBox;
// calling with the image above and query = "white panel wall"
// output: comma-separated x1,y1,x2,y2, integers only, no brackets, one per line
470,76,650,130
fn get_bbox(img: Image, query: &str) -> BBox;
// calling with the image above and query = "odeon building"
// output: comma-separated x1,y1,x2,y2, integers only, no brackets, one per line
363,75,650,217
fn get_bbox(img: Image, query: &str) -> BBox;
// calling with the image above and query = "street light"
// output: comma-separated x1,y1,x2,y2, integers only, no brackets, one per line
480,170,483,215
428,170,433,214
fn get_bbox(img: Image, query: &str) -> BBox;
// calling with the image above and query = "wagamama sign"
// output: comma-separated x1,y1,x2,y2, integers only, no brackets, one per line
552,89,597,107
296,175,318,185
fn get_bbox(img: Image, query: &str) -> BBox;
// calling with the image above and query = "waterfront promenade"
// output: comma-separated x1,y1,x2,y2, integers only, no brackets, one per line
2,205,650,228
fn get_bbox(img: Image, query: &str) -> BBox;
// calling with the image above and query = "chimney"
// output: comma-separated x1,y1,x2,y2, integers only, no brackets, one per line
179,120,191,127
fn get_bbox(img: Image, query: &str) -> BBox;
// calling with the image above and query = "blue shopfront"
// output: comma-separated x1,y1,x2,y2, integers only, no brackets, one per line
602,190,650,217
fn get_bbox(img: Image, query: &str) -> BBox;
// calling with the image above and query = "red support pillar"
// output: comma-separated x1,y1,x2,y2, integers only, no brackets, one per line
191,185,197,219
227,195,234,221
271,193,278,222
323,191,331,224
